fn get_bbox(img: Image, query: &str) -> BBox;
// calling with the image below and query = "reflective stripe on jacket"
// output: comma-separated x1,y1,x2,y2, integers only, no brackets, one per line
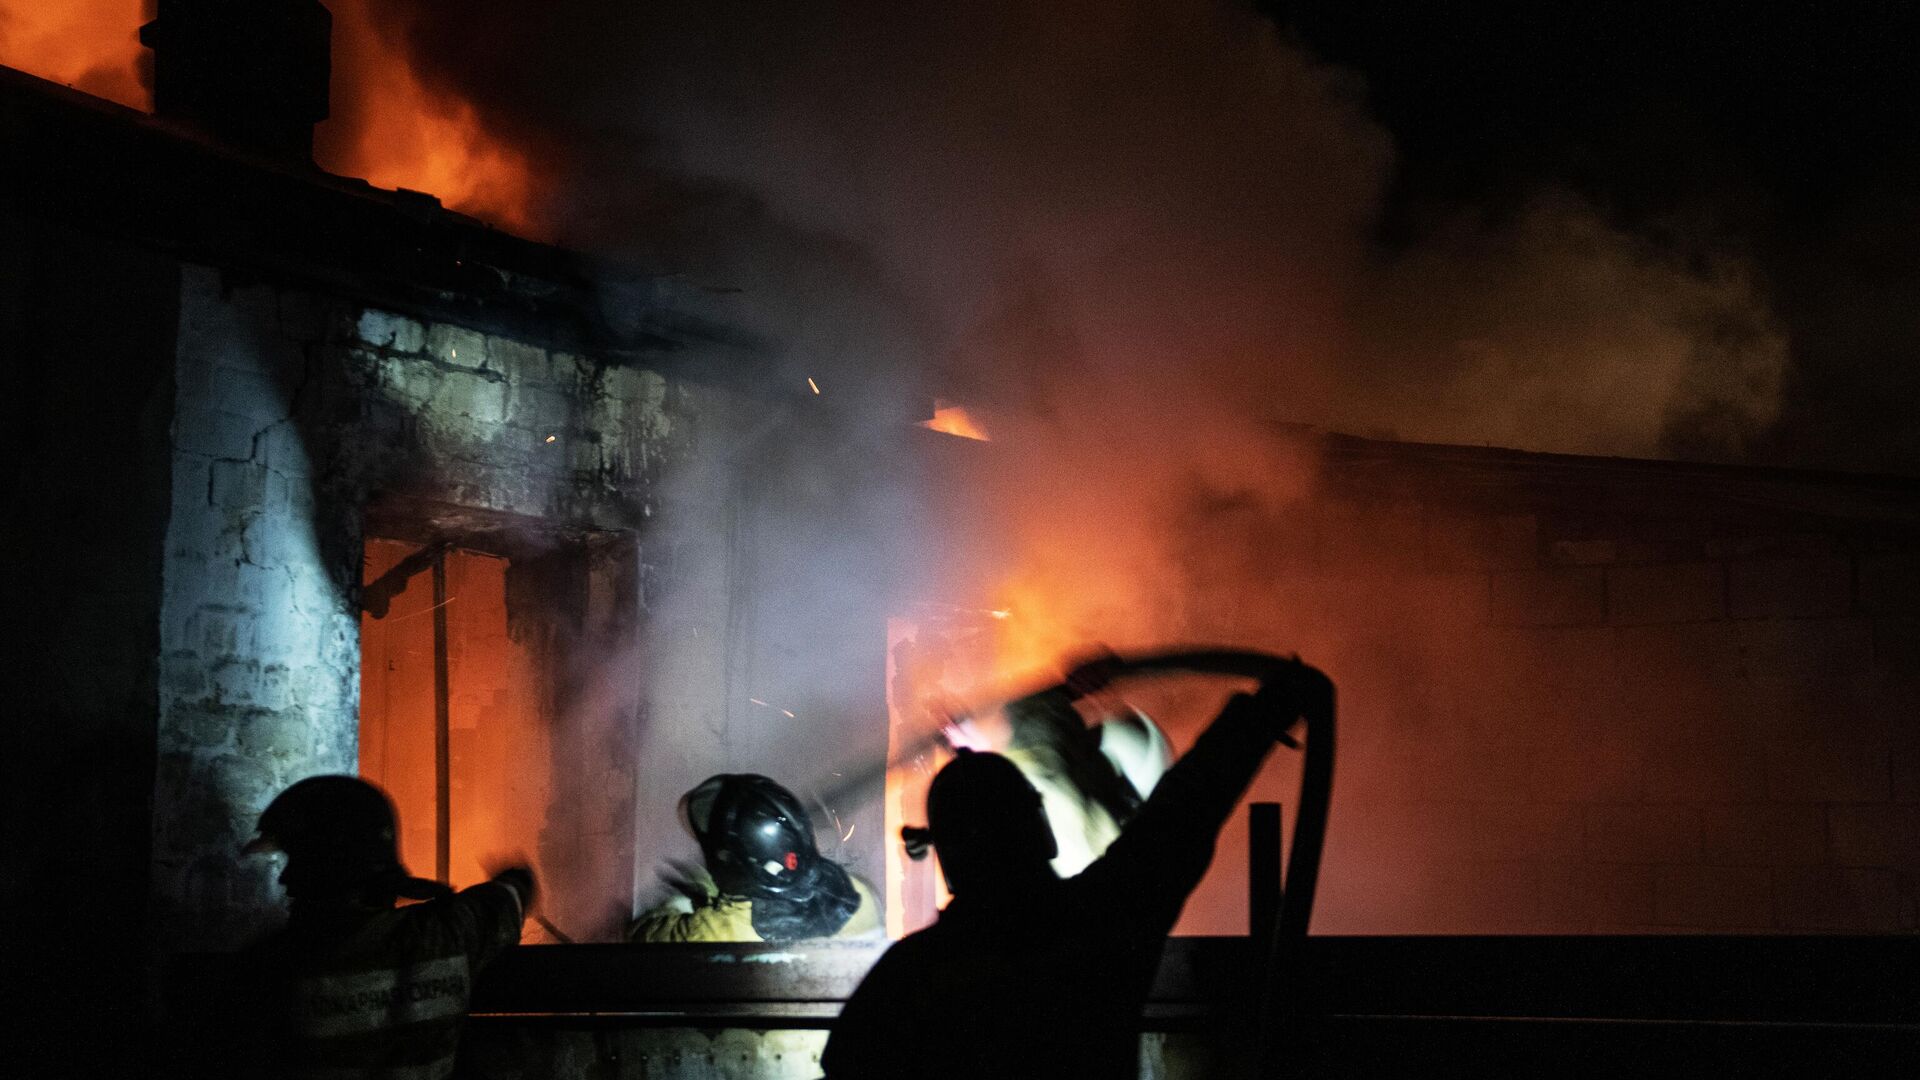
240,879,523,1079
630,875,884,943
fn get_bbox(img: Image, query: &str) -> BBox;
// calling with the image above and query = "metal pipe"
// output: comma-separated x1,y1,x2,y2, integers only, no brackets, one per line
1248,801,1282,941
1275,687,1333,945
432,550,451,885
1026,647,1333,1076
1262,681,1334,1079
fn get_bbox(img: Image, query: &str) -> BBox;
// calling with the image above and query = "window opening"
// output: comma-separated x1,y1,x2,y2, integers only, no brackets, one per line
359,538,549,892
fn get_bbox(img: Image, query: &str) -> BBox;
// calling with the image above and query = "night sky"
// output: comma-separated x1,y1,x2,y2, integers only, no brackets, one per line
1273,1,1920,472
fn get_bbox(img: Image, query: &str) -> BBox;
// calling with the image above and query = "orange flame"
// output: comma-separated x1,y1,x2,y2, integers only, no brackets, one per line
0,0,540,234
319,0,538,233
920,401,991,441
0,0,150,110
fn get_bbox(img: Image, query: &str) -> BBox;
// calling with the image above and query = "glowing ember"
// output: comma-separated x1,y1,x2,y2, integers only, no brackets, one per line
919,400,990,441
0,0,150,109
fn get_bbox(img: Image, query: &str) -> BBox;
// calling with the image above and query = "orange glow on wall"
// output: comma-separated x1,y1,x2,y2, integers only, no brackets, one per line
0,0,151,109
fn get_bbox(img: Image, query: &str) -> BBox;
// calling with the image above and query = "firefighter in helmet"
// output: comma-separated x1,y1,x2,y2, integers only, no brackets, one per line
629,773,882,944
823,661,1333,1080
233,775,533,1079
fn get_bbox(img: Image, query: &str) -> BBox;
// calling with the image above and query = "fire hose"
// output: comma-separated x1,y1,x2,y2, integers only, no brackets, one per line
1030,648,1334,1077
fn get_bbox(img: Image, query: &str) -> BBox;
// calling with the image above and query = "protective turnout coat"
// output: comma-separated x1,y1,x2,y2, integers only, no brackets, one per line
630,874,884,944
235,877,525,1079
1003,708,1171,876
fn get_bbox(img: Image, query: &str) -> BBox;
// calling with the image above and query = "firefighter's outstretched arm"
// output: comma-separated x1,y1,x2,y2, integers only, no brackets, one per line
1079,662,1332,922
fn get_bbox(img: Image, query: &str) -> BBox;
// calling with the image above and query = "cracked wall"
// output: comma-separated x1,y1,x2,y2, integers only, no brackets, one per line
150,265,700,950
149,262,900,954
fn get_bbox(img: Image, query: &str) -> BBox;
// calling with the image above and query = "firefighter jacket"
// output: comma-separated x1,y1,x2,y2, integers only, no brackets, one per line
629,872,884,944
822,699,1277,1080
1004,709,1172,877
236,876,525,1079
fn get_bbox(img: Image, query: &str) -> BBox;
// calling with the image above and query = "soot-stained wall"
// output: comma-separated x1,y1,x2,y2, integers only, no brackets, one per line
147,264,900,953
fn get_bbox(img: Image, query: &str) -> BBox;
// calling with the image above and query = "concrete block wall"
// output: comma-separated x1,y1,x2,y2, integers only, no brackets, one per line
153,267,362,950
1201,481,1920,935
340,308,680,528
150,265,902,952
152,267,691,950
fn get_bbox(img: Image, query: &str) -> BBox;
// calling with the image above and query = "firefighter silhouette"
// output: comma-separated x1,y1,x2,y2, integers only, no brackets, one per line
825,663,1332,1080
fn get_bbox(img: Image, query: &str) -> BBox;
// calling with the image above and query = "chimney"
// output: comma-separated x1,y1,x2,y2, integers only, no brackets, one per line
140,0,333,164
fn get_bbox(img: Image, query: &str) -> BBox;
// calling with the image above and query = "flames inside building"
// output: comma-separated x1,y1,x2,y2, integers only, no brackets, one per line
4,3,1918,1077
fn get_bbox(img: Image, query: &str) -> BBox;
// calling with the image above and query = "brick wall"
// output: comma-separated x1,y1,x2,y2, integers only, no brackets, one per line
151,267,690,948
1171,451,1920,934
152,268,355,949
149,266,901,950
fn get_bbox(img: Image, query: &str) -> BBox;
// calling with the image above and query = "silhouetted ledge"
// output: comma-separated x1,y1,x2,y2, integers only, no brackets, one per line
170,934,1917,1030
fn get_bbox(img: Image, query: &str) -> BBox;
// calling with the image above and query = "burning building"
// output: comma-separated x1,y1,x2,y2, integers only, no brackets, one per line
5,4,927,1066
4,4,1918,1077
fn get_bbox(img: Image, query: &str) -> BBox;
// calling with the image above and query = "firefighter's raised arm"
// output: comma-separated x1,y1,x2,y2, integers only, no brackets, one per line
1077,660,1331,925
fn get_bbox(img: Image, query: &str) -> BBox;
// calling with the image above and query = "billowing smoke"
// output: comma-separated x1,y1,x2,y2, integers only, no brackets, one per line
333,2,1796,929
362,0,1785,471
1339,190,1786,459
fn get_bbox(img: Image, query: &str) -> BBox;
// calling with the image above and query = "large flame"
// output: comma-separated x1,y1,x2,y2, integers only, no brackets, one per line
0,0,540,233
318,0,539,233
0,0,150,110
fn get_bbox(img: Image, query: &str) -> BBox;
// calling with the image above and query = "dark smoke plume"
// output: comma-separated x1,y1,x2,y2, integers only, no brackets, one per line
363,0,1785,463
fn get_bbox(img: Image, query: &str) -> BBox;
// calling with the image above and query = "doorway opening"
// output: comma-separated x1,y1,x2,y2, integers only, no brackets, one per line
357,509,640,940
359,539,547,890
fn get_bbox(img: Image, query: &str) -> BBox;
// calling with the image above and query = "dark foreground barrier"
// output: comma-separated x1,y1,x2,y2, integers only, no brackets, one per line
170,935,1920,1077
455,934,1918,1078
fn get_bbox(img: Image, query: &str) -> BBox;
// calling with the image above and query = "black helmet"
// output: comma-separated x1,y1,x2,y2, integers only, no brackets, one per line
920,750,1057,892
246,775,443,902
683,774,821,900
